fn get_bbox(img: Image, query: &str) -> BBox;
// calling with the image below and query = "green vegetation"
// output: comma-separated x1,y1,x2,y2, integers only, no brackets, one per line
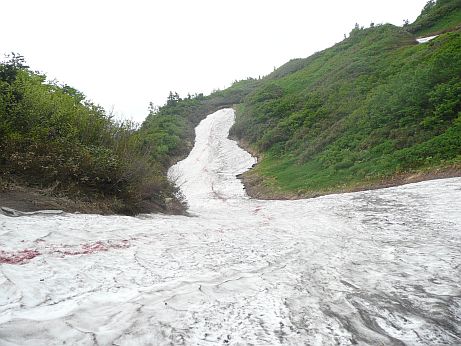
0,50,259,214
231,0,461,196
408,0,461,36
0,54,178,214
2,0,459,211
139,78,261,167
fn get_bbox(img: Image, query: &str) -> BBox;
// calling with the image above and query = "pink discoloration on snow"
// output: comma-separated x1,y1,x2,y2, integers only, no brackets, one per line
0,240,130,265
53,240,130,257
0,249,40,265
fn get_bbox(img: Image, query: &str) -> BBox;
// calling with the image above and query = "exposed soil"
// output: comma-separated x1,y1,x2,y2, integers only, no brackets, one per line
0,185,120,214
0,182,186,216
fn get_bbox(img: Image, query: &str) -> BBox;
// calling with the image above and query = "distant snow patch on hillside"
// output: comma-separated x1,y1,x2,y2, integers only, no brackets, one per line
416,35,438,43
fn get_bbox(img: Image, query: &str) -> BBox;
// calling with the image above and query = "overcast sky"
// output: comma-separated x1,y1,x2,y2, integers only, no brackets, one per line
1,0,429,122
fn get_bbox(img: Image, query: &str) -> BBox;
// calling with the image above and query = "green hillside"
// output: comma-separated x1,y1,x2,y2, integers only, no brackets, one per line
230,0,461,197
408,0,461,36
2,0,460,213
139,78,260,168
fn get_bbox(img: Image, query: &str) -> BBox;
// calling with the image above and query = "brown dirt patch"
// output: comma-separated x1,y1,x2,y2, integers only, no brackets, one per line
0,183,185,216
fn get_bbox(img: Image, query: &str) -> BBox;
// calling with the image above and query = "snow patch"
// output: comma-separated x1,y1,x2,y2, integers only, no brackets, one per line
416,35,438,44
1,109,460,345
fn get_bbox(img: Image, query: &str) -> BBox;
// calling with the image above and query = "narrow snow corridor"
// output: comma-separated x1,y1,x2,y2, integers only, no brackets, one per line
1,109,460,345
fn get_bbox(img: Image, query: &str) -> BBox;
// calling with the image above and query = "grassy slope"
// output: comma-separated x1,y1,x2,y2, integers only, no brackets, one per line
231,0,461,197
408,0,461,36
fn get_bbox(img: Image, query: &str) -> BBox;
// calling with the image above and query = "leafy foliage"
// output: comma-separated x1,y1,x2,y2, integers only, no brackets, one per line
408,0,461,35
231,2,461,195
0,54,175,214
139,78,261,166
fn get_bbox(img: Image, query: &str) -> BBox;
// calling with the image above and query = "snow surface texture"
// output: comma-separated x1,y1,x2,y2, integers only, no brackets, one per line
1,108,461,345
416,35,438,44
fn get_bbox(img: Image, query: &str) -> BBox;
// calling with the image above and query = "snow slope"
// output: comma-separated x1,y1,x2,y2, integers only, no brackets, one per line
0,109,460,345
416,35,438,43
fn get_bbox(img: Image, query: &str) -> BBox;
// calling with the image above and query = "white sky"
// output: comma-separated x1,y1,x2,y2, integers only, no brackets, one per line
1,0,429,122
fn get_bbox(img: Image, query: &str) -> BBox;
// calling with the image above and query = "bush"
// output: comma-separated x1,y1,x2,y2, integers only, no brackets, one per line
0,54,176,214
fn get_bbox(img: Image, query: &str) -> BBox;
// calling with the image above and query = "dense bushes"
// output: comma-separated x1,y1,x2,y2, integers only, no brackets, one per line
408,0,461,35
0,54,175,214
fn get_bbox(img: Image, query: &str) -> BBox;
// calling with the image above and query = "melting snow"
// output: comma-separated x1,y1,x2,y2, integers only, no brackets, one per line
416,35,438,44
1,109,460,345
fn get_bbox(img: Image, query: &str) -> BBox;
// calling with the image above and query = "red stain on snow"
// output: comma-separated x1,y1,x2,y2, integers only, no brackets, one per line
0,249,41,265
0,240,130,265
54,240,130,256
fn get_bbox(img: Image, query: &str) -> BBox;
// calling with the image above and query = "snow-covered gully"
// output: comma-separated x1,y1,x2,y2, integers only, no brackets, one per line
1,109,460,345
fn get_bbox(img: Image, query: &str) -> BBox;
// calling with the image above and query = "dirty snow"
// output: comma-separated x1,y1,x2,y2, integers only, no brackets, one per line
0,109,460,345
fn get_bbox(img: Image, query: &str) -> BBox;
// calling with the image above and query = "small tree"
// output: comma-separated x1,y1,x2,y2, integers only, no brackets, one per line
148,102,159,116
0,52,29,84
166,91,181,106
61,84,86,103
421,0,436,15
